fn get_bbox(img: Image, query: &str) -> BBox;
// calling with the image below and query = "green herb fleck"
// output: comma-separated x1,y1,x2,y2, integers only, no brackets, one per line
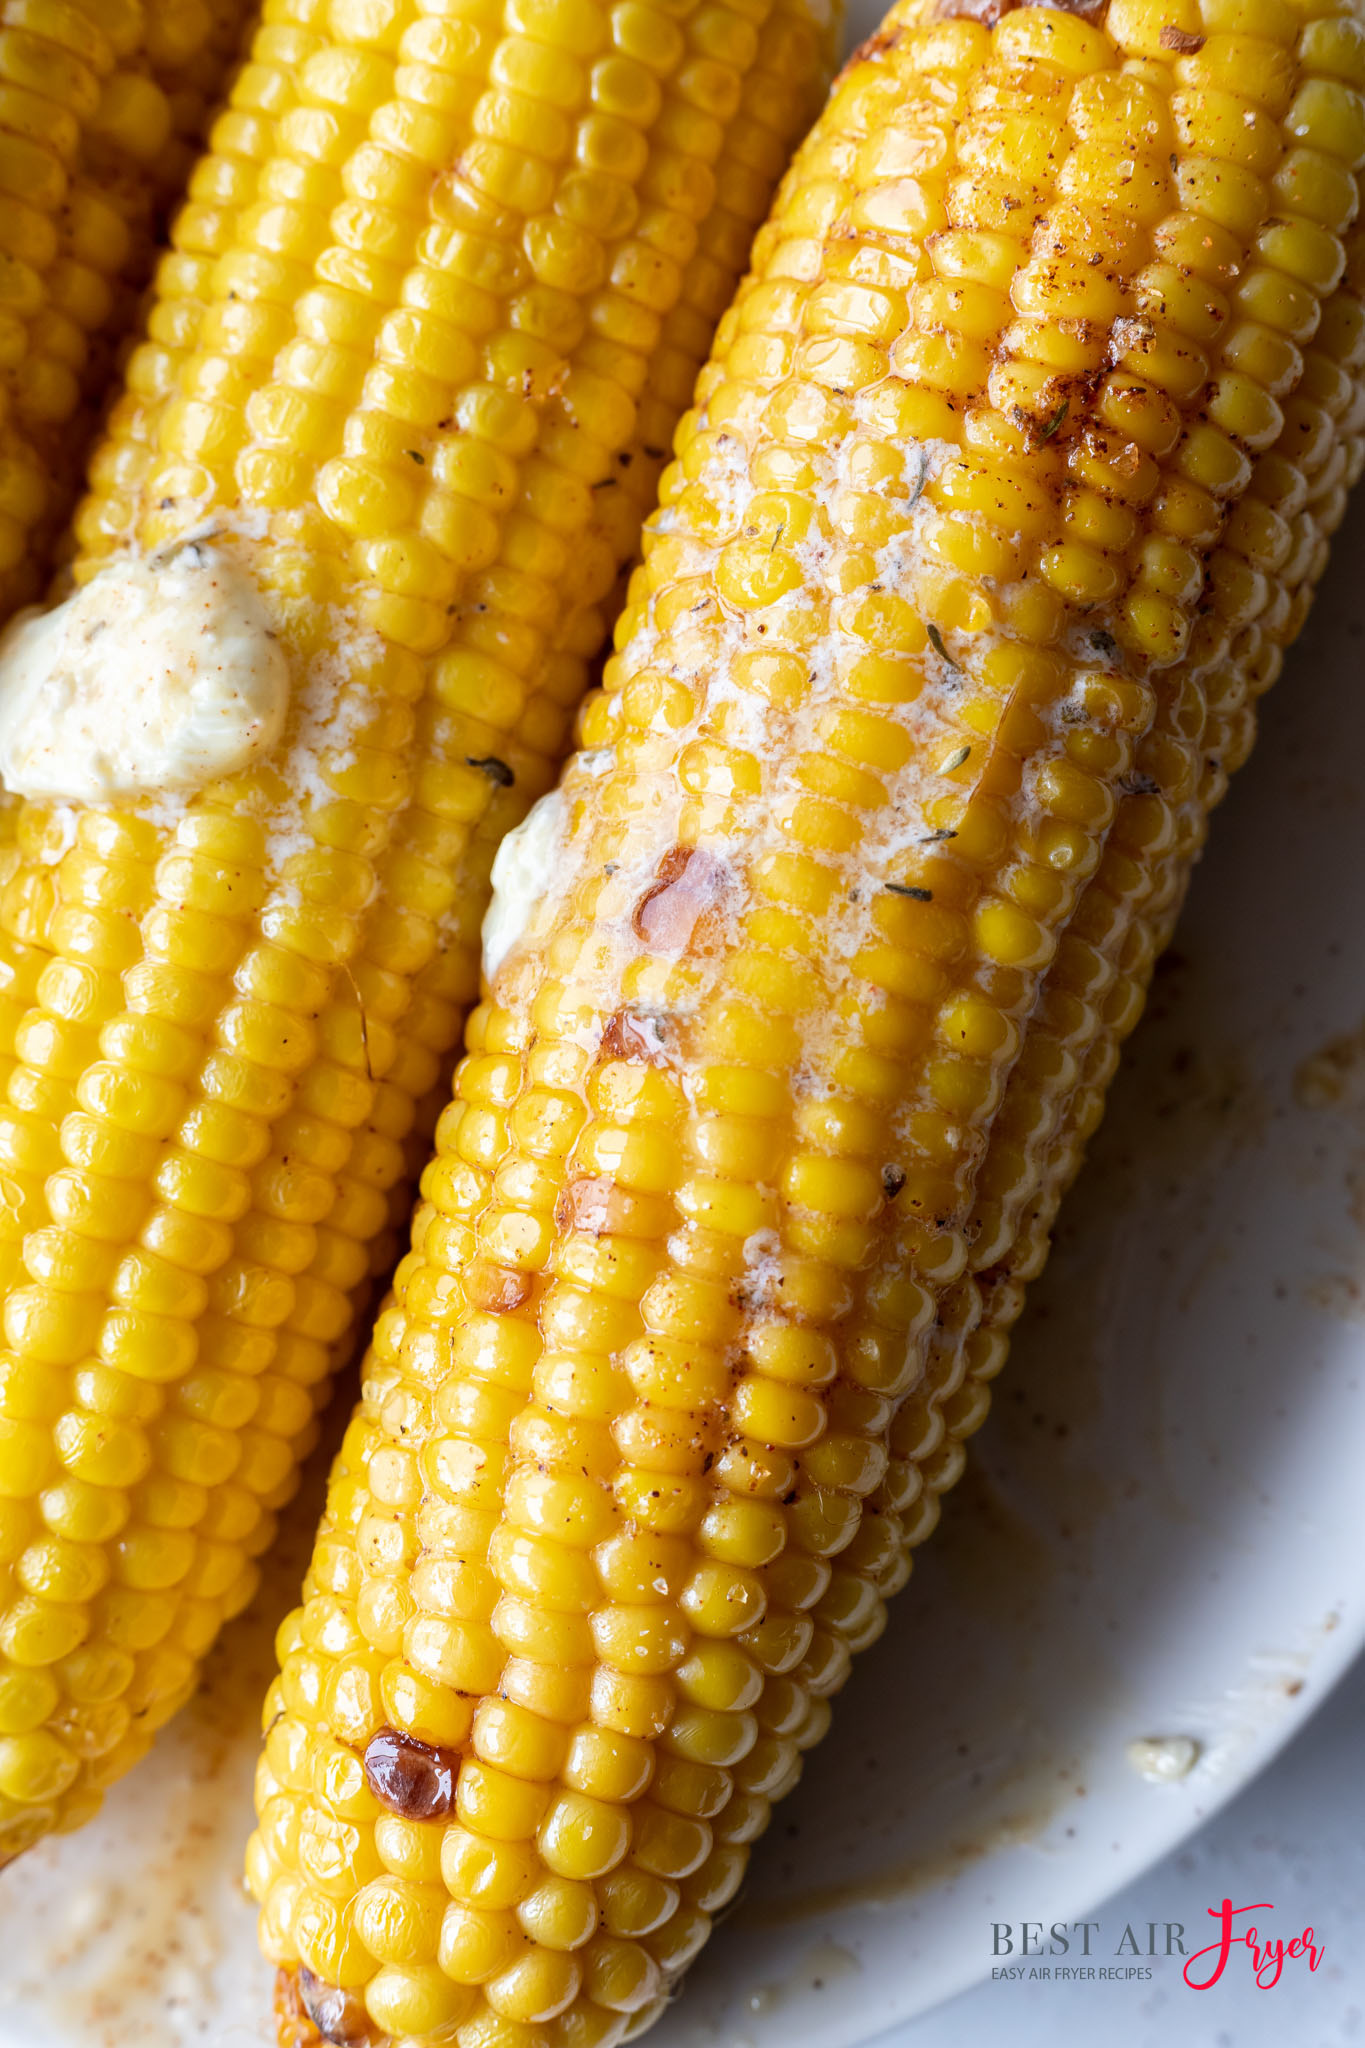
886,883,933,901
919,826,957,843
926,622,956,669
407,449,425,463
1038,399,1069,442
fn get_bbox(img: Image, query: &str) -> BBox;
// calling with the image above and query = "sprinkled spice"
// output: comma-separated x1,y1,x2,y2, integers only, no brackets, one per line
906,445,929,507
940,743,972,774
919,827,957,843
881,1165,907,1199
362,1727,458,1820
466,754,515,787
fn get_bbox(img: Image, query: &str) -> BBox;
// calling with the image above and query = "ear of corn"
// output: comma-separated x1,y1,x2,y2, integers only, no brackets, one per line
0,0,255,620
251,0,1365,2042
0,0,837,1855
869,205,1365,1613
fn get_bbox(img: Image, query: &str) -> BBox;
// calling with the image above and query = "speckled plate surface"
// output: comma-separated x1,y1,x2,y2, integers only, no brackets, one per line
6,38,1365,2048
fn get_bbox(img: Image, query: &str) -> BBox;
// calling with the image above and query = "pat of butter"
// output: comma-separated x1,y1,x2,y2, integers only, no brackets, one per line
482,786,567,985
0,541,289,804
480,750,615,985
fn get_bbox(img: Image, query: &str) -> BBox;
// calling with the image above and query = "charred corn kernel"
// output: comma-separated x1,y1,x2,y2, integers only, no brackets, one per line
0,0,253,619
258,0,1365,2038
0,0,838,1859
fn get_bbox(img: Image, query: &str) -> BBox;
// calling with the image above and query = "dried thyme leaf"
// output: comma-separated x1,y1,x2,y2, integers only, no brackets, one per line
926,622,957,668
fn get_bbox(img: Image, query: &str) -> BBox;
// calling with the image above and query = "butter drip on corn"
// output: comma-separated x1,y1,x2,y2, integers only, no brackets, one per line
0,0,838,1857
252,0,1365,2042
482,750,616,982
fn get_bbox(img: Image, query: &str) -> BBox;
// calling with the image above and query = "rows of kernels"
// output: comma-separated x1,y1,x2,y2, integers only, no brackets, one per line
250,0,839,1310
249,0,840,1386
613,0,1277,1761
0,0,253,618
75,0,336,564
856,3,1365,1619
0,0,837,1858
969,0,1365,1278
246,0,1365,2038
690,0,1365,1883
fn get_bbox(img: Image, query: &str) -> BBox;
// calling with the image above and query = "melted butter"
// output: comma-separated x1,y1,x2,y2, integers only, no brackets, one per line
0,542,289,803
481,747,616,986
483,785,569,984
1125,1735,1201,1783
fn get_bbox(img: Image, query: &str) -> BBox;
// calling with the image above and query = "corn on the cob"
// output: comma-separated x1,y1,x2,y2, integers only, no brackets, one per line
252,0,1365,2040
0,0,835,1858
0,0,254,621
865,230,1365,1611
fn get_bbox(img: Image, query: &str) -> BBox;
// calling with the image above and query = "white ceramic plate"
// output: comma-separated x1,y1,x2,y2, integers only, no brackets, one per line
5,42,1365,2048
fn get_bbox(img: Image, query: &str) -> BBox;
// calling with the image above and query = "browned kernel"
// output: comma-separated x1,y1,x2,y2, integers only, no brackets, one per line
362,1728,459,1820
463,1261,534,1313
297,1969,377,2046
632,848,731,950
557,1176,625,1233
600,1008,675,1064
1159,23,1205,50
275,1970,319,2048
